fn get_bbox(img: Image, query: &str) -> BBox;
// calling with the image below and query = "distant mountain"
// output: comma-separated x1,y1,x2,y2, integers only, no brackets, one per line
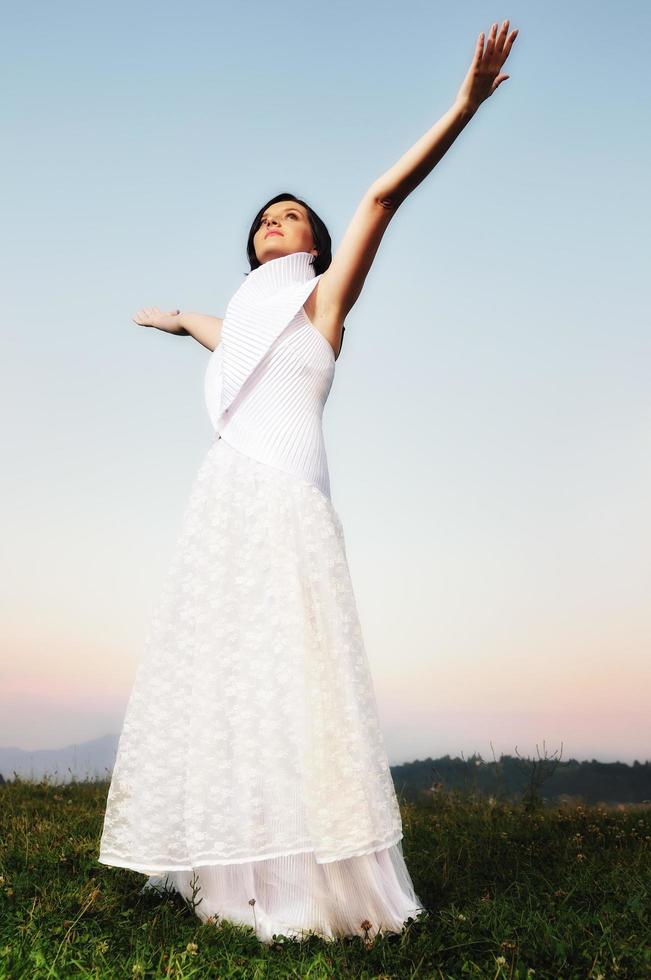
0,734,119,783
1,740,650,805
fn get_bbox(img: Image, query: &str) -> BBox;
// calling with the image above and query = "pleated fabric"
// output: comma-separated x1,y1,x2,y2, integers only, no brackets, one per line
141,840,423,944
204,251,334,499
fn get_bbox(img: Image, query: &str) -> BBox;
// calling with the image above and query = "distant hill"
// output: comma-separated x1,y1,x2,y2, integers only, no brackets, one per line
1,739,649,805
0,734,118,783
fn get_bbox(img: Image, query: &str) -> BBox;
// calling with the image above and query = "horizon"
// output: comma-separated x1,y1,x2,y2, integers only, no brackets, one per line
1,732,648,773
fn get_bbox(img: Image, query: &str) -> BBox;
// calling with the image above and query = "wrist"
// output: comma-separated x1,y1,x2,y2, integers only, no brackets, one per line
453,98,479,121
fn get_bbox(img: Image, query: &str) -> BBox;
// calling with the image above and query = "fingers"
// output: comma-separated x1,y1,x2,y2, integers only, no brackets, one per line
485,20,518,63
496,21,519,60
132,306,179,325
503,27,519,58
484,22,496,60
132,306,157,324
495,20,510,55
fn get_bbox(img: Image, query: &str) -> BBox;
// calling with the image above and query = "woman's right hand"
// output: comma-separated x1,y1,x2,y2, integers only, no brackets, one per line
132,306,188,335
454,21,518,115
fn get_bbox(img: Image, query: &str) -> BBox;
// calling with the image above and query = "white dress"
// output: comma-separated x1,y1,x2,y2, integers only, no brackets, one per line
97,251,425,943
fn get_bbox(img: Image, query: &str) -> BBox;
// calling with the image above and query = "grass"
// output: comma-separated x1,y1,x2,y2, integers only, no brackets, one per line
0,778,649,978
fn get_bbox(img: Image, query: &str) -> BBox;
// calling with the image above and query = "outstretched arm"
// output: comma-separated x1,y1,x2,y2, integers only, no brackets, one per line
316,21,519,324
374,21,518,207
132,307,223,351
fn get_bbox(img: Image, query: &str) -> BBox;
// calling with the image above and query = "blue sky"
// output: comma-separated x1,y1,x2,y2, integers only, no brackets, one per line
2,0,650,764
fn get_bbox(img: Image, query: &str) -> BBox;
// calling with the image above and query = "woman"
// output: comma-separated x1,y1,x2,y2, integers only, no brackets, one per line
98,22,518,944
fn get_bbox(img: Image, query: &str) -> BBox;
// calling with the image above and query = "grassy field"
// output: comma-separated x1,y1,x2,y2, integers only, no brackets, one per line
0,778,649,979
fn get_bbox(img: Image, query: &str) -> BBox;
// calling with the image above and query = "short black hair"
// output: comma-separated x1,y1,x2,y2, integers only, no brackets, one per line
245,192,332,276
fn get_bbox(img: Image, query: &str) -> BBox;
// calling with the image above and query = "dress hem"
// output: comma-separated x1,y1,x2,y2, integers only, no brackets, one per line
97,831,404,876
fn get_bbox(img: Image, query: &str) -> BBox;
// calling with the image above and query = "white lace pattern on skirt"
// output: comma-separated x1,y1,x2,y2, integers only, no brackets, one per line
98,436,406,873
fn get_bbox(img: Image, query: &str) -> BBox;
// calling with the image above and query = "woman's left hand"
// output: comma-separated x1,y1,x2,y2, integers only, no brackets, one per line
455,20,519,114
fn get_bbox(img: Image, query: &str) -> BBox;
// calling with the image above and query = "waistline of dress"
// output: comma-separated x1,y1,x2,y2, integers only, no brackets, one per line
213,432,333,506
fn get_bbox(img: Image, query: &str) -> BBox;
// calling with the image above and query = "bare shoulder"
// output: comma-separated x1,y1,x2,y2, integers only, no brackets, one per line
303,283,346,361
302,188,396,359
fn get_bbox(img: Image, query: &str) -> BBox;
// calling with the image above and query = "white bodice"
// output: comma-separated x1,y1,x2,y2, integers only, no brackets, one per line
204,251,336,499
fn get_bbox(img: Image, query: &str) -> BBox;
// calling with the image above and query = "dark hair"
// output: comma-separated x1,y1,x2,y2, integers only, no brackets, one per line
245,192,332,276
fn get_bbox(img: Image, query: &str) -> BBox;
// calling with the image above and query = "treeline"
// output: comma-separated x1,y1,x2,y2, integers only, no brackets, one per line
390,753,651,806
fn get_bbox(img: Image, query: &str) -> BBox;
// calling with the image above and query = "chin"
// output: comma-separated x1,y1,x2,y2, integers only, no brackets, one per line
266,245,291,257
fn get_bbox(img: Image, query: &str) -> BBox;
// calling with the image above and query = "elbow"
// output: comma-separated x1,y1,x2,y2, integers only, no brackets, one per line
374,191,400,211
369,183,401,211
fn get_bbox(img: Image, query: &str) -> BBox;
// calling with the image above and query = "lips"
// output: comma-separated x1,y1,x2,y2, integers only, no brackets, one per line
265,231,283,238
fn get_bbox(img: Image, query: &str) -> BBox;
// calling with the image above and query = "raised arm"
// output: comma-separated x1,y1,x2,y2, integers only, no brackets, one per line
316,20,519,327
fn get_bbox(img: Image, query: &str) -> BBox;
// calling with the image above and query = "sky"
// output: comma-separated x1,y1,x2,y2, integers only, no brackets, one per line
1,0,649,767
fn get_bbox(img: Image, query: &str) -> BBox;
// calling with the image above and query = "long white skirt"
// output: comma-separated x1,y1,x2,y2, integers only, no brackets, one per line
98,434,425,943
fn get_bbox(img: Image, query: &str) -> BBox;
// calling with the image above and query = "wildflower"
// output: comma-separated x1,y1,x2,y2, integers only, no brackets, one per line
495,955,507,965
576,852,586,861
249,897,258,934
457,913,466,921
96,940,109,954
186,942,198,955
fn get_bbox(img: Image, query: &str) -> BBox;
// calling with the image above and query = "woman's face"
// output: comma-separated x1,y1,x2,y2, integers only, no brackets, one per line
253,200,318,263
